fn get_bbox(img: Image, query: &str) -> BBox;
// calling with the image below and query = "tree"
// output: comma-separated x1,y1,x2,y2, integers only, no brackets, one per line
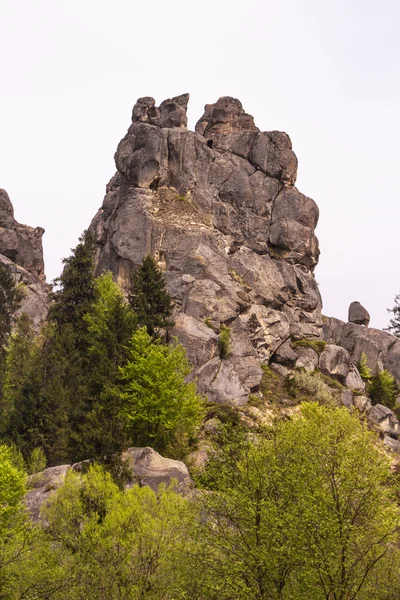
386,293,400,337
0,444,31,597
1,317,74,464
0,263,22,349
192,404,400,600
118,328,204,454
35,465,191,599
129,254,174,338
49,231,97,339
75,272,137,468
369,369,398,410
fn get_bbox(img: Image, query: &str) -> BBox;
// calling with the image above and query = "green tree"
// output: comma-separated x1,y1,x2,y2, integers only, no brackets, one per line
0,263,22,349
75,272,137,469
49,231,97,339
1,318,74,464
369,369,398,410
193,404,400,600
129,254,174,338
357,352,372,382
0,444,30,596
118,328,204,454
386,293,400,337
34,465,191,599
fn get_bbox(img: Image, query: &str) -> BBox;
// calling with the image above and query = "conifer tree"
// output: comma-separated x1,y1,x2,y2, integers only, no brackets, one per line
129,255,174,338
387,293,400,337
0,263,22,350
75,272,136,467
49,231,97,339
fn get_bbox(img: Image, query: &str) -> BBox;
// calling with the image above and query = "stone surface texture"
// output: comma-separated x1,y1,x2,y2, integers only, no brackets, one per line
89,94,323,405
348,301,370,327
0,189,49,326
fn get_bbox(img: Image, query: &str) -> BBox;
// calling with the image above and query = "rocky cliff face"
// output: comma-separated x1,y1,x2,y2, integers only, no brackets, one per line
0,189,49,325
89,94,324,405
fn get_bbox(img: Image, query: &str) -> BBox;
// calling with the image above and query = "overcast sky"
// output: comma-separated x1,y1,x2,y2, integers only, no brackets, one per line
1,0,399,329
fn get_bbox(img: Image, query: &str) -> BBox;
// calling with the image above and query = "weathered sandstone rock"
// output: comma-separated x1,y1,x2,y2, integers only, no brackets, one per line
0,189,49,326
89,94,322,405
348,301,370,327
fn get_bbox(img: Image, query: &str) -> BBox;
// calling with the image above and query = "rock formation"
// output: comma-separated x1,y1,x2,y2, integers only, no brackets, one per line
25,447,192,521
85,93,400,437
0,189,49,325
348,301,370,327
89,94,323,405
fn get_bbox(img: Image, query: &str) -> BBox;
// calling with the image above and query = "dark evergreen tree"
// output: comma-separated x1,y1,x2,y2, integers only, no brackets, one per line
49,231,97,339
0,263,22,349
129,255,174,338
73,272,136,467
387,293,400,337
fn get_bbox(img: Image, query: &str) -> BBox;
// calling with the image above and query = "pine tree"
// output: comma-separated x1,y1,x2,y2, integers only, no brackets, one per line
129,255,174,338
387,293,400,337
75,272,137,467
0,263,23,349
49,231,97,339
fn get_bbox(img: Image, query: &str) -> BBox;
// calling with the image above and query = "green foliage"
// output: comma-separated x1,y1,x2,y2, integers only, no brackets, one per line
118,328,205,454
219,324,231,359
286,369,336,405
369,369,398,409
21,465,191,600
0,263,22,350
129,254,174,338
1,317,74,463
49,231,97,336
0,444,31,596
191,404,400,600
358,351,372,382
292,338,327,354
260,364,283,402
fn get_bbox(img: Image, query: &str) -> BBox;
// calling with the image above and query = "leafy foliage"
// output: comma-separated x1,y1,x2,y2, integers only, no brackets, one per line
119,328,204,454
129,254,174,338
292,338,327,354
369,369,398,409
358,351,372,382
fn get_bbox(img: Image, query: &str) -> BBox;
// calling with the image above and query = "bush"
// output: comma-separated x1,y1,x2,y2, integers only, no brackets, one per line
219,324,231,359
369,370,398,409
287,370,336,405
358,352,372,382
292,338,327,355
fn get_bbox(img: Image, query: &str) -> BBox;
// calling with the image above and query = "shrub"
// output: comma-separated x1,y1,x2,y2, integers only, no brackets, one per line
358,352,372,382
369,370,398,410
260,365,283,403
292,338,327,355
287,370,336,406
219,325,231,359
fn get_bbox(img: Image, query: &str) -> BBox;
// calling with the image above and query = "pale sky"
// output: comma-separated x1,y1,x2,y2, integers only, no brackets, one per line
1,0,399,329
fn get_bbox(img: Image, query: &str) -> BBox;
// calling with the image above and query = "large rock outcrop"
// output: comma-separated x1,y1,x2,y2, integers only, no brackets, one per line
89,95,323,405
0,189,49,326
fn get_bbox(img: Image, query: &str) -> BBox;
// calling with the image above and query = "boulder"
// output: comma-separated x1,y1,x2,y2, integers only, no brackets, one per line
368,404,400,439
319,344,351,382
122,447,193,493
25,465,70,521
348,301,370,327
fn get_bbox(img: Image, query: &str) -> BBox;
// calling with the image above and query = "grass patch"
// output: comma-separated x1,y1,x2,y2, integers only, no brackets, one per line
260,365,285,404
292,339,327,355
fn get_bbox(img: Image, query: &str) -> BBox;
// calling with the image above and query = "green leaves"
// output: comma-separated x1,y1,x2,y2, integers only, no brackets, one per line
119,328,204,454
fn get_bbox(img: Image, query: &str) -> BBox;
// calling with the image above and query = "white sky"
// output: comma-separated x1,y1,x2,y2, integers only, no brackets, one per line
1,0,399,329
